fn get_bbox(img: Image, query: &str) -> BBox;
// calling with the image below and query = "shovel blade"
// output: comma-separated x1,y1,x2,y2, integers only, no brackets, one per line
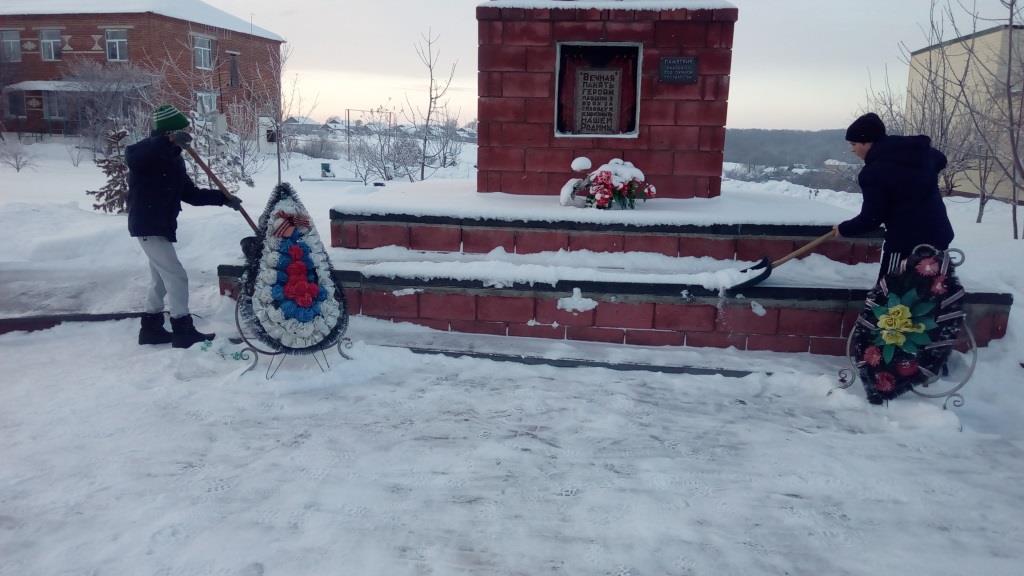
727,257,773,292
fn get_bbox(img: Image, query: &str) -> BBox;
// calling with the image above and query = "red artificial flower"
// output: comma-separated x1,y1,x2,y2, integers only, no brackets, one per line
915,257,940,277
875,372,896,393
930,274,948,296
895,359,919,377
287,261,308,277
284,277,318,308
863,345,882,367
289,244,304,260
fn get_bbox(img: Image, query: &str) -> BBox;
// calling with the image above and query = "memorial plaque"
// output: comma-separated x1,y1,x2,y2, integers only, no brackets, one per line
659,56,699,85
574,68,621,135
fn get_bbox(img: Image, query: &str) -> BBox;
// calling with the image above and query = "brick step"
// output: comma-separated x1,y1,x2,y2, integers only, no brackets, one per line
331,211,884,264
326,245,876,289
354,320,758,378
217,265,1012,357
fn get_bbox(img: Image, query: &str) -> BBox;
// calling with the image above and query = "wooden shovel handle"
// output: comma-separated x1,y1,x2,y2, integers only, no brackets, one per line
183,145,259,234
771,229,838,268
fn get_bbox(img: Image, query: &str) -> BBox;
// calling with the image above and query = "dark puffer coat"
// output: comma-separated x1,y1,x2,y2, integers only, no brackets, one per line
838,135,955,253
125,134,226,242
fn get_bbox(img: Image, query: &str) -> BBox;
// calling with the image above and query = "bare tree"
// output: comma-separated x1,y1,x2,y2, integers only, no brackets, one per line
350,104,422,183
0,141,36,172
224,99,266,186
436,106,465,169
64,136,86,167
60,58,159,154
248,45,319,184
924,0,1024,237
404,30,458,181
863,9,979,198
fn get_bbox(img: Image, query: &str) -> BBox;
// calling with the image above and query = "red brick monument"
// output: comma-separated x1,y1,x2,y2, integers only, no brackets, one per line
476,0,737,198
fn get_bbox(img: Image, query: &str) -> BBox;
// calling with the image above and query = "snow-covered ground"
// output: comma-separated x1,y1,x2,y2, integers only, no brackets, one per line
1,138,1023,575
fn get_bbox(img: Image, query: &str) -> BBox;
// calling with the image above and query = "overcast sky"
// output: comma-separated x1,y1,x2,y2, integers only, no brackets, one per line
212,0,1014,130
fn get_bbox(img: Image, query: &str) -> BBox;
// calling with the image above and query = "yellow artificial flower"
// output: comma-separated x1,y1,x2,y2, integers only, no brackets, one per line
878,314,900,330
900,319,926,333
888,304,911,322
882,330,907,346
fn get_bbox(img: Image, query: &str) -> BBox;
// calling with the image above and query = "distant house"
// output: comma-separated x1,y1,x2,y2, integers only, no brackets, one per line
282,115,323,136
323,119,345,134
0,0,284,135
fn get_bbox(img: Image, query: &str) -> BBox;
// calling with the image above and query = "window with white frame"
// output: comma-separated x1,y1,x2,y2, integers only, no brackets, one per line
193,36,213,70
106,29,128,61
5,92,26,117
43,91,66,119
0,30,21,63
195,91,218,116
40,29,62,61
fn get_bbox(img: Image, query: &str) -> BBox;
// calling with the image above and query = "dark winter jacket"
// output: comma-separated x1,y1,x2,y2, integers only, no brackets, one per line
125,134,226,242
838,135,954,253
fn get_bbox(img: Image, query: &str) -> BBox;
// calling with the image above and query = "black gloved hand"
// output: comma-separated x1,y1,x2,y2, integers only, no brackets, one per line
224,196,243,211
169,131,193,148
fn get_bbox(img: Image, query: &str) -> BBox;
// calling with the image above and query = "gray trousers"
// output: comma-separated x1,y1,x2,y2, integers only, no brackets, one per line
137,236,190,319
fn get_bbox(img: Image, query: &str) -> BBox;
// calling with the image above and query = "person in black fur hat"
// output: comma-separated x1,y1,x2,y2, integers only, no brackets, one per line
126,104,243,348
834,112,954,281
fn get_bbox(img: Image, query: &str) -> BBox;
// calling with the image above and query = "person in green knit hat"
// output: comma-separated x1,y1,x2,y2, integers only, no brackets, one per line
125,104,243,348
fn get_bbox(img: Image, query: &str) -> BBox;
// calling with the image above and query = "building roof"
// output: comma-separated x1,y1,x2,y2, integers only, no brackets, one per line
2,80,149,92
910,24,1024,57
0,0,284,42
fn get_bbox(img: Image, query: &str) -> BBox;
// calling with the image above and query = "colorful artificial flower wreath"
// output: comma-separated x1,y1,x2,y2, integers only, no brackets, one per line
239,183,348,353
564,158,656,209
849,247,966,404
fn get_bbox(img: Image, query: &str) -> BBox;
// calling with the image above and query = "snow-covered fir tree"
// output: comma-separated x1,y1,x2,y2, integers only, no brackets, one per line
86,129,130,213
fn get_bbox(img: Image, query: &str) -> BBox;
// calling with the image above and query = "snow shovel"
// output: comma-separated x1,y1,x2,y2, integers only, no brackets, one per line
183,145,259,234
726,229,838,292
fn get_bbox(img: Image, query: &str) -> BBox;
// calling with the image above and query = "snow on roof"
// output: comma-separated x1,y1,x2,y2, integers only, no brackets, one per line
0,0,283,42
483,0,736,10
284,116,320,125
2,80,149,92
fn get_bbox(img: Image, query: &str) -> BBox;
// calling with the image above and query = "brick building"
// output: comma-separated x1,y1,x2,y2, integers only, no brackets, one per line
0,0,283,134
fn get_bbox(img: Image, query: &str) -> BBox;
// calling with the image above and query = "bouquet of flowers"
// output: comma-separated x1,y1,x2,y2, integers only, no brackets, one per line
561,158,656,209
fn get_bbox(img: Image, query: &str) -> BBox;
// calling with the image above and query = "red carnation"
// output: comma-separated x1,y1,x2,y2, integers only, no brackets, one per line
863,346,882,367
289,245,304,260
287,261,307,277
895,359,919,377
875,372,896,393
915,257,940,277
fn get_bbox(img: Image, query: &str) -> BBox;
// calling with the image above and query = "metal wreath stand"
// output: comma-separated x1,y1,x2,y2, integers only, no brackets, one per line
834,246,978,410
233,293,354,380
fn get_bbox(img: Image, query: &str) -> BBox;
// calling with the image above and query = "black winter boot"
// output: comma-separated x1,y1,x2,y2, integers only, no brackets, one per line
170,315,215,349
139,312,173,345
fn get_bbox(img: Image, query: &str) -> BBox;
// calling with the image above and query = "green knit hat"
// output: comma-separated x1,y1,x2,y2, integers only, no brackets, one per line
153,104,189,134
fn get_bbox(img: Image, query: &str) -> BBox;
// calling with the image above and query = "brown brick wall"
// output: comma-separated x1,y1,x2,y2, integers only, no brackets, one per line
0,12,281,133
331,220,883,265
477,6,736,198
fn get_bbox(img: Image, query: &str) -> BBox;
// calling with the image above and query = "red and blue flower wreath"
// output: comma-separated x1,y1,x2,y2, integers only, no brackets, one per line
271,230,330,324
